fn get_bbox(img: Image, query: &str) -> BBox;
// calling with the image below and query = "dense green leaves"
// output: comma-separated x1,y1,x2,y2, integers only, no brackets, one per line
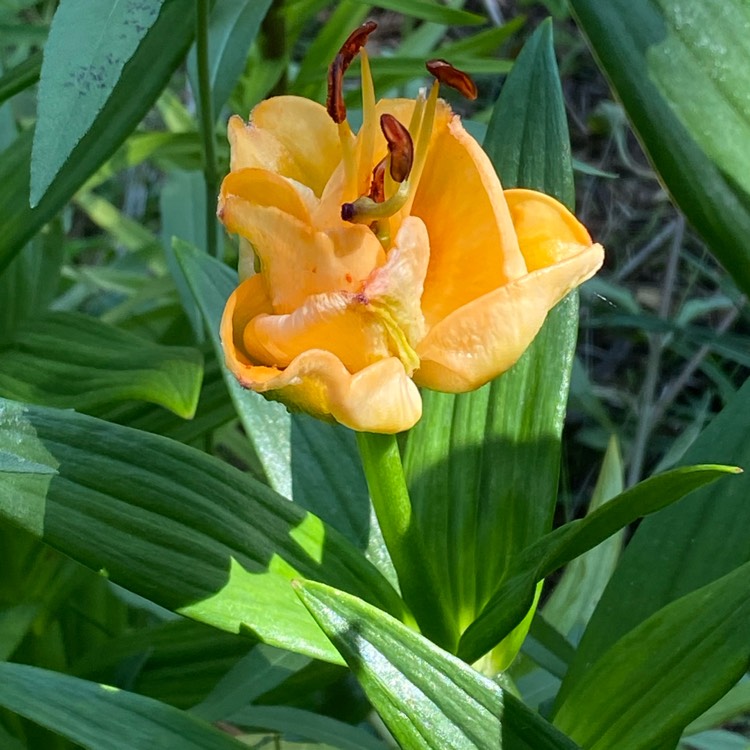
297,581,580,750
558,377,750,712
0,312,203,418
553,561,750,750
0,663,247,750
401,20,578,659
569,0,750,295
0,398,405,663
0,0,195,273
457,464,737,663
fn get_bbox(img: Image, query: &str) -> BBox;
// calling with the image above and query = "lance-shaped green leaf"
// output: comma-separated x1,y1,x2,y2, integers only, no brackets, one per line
229,706,389,750
401,20,578,657
557,377,750,716
172,240,393,581
31,0,165,206
351,0,484,25
568,0,750,296
296,581,580,750
0,662,247,750
457,464,738,663
0,312,202,418
0,0,195,273
0,398,405,664
553,561,750,750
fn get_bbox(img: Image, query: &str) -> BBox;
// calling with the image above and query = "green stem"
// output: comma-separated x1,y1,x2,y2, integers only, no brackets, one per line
356,432,460,648
196,0,219,258
355,432,413,575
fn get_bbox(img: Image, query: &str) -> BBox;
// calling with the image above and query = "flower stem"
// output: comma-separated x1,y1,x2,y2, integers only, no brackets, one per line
355,432,413,575
356,432,452,644
196,0,219,259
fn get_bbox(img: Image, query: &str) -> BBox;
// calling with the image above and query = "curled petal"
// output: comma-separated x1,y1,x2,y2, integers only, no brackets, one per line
227,96,341,196
221,195,385,314
411,115,528,328
222,283,421,433
414,244,605,392
504,188,594,271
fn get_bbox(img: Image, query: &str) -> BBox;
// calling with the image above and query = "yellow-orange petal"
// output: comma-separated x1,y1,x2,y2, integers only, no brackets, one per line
243,217,430,376
245,293,394,374
411,115,528,328
504,188,593,272
414,244,605,392
220,167,312,225
222,335,422,434
227,96,341,196
221,195,385,314
220,274,274,369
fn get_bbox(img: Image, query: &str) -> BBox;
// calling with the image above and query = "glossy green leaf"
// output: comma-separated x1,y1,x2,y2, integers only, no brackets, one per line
0,0,195,273
542,436,624,636
0,397,405,664
31,0,164,206
172,240,393,580
187,0,273,114
484,18,574,208
458,464,738,663
192,644,310,722
569,0,750,296
72,618,256,709
553,561,750,750
0,662,247,750
683,679,750,736
558,377,750,714
230,706,388,750
401,20,577,657
0,312,202,418
296,581,580,750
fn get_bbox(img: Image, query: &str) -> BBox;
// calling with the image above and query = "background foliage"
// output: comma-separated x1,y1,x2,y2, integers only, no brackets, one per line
0,1,748,748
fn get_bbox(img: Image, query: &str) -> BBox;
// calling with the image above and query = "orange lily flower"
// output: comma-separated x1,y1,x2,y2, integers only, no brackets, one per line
219,24,604,433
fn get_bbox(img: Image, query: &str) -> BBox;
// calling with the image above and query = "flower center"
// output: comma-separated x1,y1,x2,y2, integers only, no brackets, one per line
326,23,477,246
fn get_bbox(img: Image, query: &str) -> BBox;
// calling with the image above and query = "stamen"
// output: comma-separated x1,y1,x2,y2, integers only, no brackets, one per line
325,21,378,198
326,56,347,124
358,48,377,195
325,21,378,124
380,114,414,183
425,59,478,100
369,158,387,203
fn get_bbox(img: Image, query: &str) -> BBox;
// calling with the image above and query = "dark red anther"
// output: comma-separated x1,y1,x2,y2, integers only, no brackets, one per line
326,56,347,124
326,21,378,123
380,114,413,183
425,59,478,100
340,21,377,68
369,158,387,203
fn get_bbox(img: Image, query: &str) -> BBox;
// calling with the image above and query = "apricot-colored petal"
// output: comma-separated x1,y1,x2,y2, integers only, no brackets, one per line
245,293,394,374
411,116,528,328
220,167,312,224
227,96,341,196
414,244,605,392
504,188,593,272
221,196,385,314
224,348,422,434
242,217,429,376
364,216,429,348
221,275,274,370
